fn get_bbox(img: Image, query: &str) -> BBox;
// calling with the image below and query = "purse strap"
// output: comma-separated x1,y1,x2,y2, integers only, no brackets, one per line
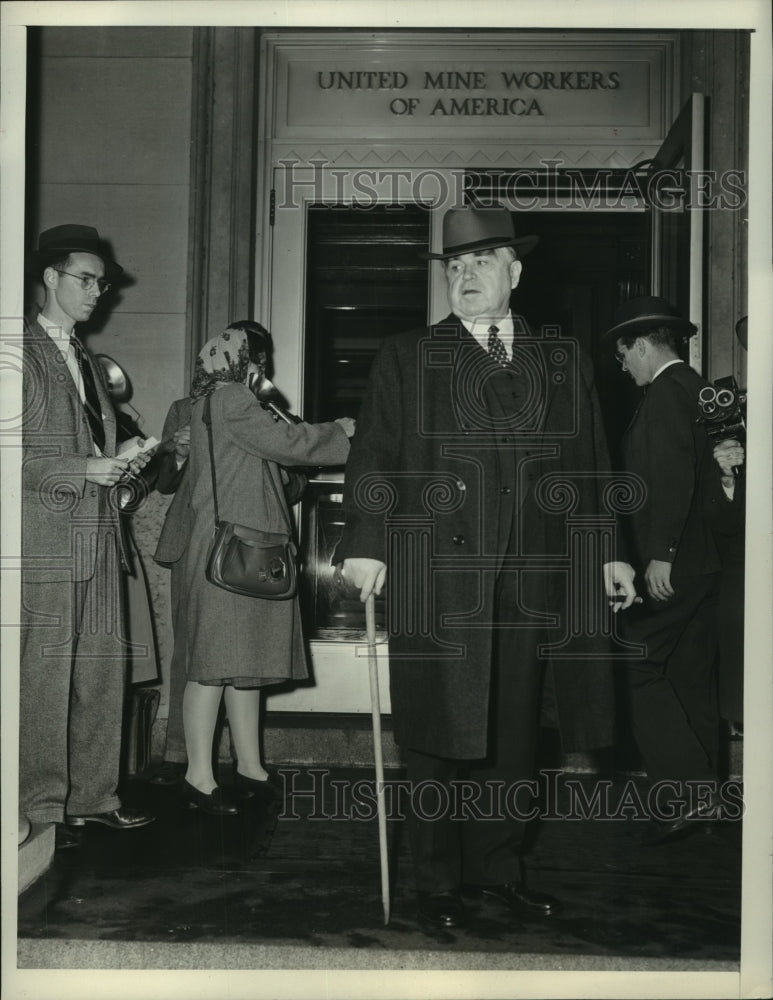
202,392,294,536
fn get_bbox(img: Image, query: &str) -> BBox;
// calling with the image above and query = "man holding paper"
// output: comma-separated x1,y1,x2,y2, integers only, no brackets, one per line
20,224,156,847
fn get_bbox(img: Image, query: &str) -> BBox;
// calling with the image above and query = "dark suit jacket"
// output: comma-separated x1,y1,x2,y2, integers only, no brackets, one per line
335,313,619,758
153,397,193,566
22,317,121,582
622,362,720,577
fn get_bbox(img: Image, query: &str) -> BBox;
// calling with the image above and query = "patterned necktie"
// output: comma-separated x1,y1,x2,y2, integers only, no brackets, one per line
487,324,509,366
70,335,106,452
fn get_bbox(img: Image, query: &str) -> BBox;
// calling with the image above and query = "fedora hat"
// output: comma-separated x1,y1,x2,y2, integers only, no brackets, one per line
602,295,697,345
422,204,538,260
26,224,123,277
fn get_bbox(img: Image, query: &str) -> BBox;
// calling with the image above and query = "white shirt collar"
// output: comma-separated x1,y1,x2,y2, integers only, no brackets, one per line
651,358,684,382
37,312,73,344
458,312,515,351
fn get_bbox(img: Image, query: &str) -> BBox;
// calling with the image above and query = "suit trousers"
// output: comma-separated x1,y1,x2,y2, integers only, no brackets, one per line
404,609,544,893
621,572,720,787
19,527,126,824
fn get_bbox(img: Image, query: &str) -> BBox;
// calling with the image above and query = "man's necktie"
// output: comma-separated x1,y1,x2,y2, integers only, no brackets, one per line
487,324,509,366
70,335,106,452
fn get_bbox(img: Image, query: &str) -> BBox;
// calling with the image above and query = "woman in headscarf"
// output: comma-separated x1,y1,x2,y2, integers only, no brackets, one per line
180,321,354,814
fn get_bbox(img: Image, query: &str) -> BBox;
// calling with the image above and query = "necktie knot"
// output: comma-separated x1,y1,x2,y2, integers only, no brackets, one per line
487,324,508,366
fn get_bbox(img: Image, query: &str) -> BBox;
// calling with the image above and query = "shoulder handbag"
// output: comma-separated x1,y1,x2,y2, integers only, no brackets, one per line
202,395,297,600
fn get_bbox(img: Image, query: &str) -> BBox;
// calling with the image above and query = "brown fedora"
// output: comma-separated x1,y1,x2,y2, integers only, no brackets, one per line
602,295,697,346
26,224,123,277
422,204,538,260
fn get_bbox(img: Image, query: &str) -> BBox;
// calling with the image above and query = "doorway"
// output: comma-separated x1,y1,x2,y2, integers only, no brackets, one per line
295,197,650,635
303,203,430,423
299,203,431,635
511,210,648,462
301,202,649,462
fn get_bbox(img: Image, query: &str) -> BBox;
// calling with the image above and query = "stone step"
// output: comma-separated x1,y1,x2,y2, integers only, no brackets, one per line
149,712,743,779
18,823,55,895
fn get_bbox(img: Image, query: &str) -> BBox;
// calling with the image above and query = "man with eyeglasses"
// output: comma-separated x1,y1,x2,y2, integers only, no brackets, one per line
603,295,722,845
20,224,155,853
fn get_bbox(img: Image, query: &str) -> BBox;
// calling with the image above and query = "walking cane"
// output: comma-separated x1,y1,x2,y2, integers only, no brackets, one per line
365,592,391,925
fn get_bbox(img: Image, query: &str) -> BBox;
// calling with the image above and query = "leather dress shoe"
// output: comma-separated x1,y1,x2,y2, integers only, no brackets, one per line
642,798,720,847
181,780,239,816
233,769,280,803
417,890,465,930
149,760,186,786
67,807,155,830
55,823,81,850
472,881,562,918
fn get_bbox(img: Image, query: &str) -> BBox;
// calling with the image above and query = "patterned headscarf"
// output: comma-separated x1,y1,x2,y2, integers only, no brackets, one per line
190,327,266,400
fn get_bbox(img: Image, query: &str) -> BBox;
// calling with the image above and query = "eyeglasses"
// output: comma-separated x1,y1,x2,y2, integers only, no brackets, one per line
54,269,111,294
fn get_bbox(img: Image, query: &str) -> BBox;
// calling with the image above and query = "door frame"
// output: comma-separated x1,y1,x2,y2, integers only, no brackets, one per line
648,93,707,373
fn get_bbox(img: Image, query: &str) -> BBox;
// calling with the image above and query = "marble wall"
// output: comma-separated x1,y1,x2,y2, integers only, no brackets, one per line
27,26,195,719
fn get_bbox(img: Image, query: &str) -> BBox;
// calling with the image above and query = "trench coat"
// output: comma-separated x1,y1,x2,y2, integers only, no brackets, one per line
335,314,619,759
183,382,350,684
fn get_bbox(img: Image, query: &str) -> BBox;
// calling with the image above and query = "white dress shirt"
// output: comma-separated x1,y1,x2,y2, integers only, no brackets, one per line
459,313,516,360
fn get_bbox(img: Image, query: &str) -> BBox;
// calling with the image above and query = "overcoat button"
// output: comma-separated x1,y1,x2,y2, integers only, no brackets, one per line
500,487,511,495
89,489,97,497
452,534,465,545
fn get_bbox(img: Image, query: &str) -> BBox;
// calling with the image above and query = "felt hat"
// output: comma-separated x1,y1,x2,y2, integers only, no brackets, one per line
602,295,697,345
422,204,538,260
26,224,123,277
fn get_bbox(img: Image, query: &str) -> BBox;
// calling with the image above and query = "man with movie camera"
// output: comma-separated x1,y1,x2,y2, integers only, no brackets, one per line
604,296,724,845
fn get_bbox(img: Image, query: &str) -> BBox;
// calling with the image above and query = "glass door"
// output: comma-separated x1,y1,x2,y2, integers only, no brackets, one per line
300,204,430,636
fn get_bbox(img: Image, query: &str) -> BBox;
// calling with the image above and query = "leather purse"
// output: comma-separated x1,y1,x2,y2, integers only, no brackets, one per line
202,395,297,600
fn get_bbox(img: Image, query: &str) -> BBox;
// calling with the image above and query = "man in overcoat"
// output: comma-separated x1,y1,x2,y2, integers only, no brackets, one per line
20,224,154,848
604,296,723,845
335,204,637,929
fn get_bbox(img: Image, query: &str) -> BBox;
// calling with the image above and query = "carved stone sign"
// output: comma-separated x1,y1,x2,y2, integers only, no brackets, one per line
267,35,676,143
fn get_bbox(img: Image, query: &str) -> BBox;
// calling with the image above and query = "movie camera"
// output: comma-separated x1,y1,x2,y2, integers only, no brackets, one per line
697,375,747,444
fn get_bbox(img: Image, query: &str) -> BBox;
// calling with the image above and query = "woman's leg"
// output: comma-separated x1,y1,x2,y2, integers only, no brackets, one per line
223,687,269,781
183,681,223,793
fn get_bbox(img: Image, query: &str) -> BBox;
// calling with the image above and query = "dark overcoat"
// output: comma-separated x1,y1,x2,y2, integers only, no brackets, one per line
622,362,720,576
335,314,621,759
